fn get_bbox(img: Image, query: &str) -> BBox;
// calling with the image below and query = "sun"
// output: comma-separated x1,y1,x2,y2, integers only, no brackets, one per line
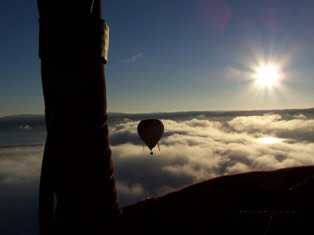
255,64,282,87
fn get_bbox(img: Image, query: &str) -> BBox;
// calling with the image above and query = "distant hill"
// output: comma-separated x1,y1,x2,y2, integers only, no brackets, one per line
0,114,45,131
1,108,314,130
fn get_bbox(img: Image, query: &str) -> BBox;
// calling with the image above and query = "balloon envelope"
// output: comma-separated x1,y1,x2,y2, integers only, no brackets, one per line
137,119,164,153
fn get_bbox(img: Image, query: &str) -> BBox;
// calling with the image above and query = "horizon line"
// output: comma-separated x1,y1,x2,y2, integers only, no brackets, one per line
1,106,314,118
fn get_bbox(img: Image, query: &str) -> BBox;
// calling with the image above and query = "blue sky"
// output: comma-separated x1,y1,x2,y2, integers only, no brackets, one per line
1,0,314,117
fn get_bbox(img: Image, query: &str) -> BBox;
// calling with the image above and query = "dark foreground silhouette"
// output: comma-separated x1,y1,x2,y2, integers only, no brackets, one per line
38,1,314,234
120,166,314,234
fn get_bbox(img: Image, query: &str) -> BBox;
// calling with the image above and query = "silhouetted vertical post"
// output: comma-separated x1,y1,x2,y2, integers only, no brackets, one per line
38,0,120,234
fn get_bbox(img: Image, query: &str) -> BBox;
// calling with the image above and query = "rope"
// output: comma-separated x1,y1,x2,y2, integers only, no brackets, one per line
90,0,95,13
263,211,276,235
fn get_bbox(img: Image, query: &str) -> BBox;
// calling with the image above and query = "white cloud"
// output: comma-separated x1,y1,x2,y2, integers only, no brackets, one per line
228,113,314,141
0,145,43,185
228,114,282,133
18,125,32,130
116,181,147,205
0,145,43,235
121,52,144,63
293,114,307,119
117,181,146,197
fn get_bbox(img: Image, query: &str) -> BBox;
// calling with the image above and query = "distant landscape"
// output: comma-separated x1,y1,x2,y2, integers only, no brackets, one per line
2,107,314,131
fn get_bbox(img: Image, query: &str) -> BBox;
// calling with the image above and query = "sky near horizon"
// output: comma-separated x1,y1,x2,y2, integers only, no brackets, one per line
2,0,314,117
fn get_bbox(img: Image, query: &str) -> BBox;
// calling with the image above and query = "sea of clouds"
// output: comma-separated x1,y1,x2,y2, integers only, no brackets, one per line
1,110,314,234
111,113,314,205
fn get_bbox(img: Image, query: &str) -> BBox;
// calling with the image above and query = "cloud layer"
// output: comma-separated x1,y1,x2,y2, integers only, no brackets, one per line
1,111,314,233
110,113,314,205
0,145,43,235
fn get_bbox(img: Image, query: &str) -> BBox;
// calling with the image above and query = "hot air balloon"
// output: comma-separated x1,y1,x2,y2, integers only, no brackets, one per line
137,119,164,155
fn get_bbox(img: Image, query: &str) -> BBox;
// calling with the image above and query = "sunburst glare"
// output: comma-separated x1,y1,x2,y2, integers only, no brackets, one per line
240,51,291,109
256,64,282,87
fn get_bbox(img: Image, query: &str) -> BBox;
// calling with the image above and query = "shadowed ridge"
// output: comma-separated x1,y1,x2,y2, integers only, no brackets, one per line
120,165,314,234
